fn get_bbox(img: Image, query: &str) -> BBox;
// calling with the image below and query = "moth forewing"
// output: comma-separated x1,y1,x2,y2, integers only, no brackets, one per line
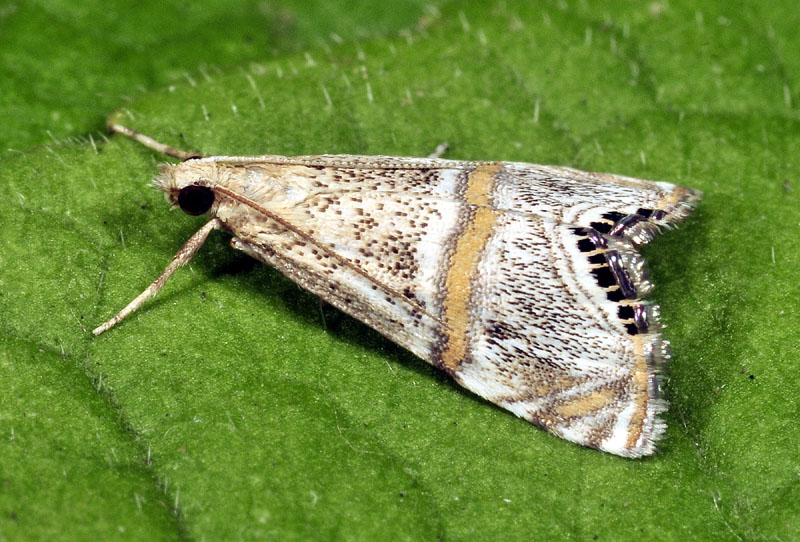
95,122,700,457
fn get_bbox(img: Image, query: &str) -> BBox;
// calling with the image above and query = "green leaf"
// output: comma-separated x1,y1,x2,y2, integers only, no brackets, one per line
0,0,433,158
1,1,798,540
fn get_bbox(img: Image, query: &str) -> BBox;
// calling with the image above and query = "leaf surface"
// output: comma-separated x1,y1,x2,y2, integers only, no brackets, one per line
1,1,798,540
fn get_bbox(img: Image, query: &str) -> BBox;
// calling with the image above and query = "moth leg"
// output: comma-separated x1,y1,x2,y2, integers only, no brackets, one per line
229,237,255,256
427,142,449,159
93,218,221,335
317,299,328,330
107,117,202,161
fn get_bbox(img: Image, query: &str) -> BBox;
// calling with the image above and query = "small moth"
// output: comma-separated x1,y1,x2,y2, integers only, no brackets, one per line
95,121,700,457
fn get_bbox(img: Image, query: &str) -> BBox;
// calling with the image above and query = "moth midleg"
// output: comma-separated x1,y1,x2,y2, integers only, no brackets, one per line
427,142,449,159
93,218,221,335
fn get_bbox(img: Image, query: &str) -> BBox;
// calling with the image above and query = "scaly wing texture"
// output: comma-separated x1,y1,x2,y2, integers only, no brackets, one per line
456,214,669,456
167,157,699,456
206,154,696,234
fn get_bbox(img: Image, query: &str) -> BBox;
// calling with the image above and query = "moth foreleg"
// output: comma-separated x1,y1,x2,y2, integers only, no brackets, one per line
107,117,202,161
93,218,221,335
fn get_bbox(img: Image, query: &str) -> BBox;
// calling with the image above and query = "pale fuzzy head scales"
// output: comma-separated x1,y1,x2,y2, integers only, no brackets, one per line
154,163,182,207
154,161,221,208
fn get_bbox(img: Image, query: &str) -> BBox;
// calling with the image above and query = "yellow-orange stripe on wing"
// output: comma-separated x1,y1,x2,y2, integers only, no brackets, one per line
439,164,502,371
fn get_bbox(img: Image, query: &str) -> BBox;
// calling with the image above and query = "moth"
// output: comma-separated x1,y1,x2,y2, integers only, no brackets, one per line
95,121,700,457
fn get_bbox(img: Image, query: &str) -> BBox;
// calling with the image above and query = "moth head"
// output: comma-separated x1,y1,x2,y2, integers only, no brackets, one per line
155,162,217,216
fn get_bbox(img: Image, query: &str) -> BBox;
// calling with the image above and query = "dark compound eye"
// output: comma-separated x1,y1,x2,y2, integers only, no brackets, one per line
178,185,215,216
